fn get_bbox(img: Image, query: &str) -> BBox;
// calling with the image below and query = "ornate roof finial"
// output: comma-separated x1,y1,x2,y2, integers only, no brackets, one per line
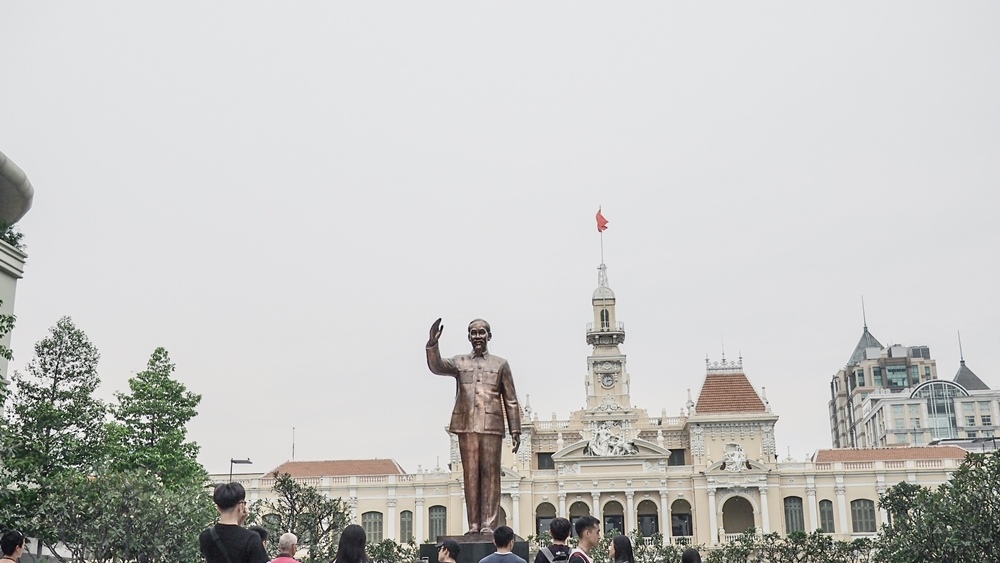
598,263,609,287
721,333,726,362
862,295,868,330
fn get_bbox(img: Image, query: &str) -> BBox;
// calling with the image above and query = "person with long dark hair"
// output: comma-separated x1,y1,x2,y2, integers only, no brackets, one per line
608,535,634,563
681,547,702,563
334,524,372,563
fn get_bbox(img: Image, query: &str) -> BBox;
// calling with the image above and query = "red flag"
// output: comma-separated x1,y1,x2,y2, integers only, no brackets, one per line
596,209,609,232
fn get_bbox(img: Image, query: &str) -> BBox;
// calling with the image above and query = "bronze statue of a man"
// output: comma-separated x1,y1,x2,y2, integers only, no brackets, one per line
426,318,521,535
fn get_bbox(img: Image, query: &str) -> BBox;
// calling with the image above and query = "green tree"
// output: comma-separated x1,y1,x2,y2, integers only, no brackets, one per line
367,537,419,563
875,452,1000,562
36,468,215,563
1,317,106,551
251,471,351,563
108,347,205,488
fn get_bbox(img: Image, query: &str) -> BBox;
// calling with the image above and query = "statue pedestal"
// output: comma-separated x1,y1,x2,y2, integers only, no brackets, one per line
419,535,529,563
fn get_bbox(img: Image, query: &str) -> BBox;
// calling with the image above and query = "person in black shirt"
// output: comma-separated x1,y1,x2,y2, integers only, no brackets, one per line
534,517,572,563
199,482,270,563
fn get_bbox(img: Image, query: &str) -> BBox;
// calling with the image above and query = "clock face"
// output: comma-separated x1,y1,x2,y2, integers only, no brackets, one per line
601,374,615,388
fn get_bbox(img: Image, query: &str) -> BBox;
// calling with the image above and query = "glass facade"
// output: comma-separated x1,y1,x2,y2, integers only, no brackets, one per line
912,380,968,440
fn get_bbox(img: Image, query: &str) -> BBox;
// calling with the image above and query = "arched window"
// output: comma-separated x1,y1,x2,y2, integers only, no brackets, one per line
850,499,877,533
603,500,624,534
670,499,693,538
783,496,805,534
600,309,610,329
429,505,448,541
536,502,557,537
569,501,591,537
361,511,383,543
819,500,835,533
400,510,414,543
636,499,659,537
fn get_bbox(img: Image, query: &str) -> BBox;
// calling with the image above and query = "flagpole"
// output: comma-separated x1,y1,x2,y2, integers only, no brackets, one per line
600,230,604,264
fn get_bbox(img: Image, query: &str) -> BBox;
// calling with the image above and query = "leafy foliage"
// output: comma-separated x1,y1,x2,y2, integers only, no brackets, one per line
108,347,205,488
35,469,215,563
705,530,874,563
251,471,351,563
875,451,1000,562
1,317,106,540
367,537,419,563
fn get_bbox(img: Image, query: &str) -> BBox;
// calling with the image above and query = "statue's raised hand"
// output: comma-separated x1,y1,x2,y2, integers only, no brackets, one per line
427,318,444,348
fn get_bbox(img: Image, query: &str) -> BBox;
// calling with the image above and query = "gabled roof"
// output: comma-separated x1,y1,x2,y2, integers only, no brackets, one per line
695,372,766,414
268,459,406,478
848,326,883,366
813,446,966,462
953,360,989,391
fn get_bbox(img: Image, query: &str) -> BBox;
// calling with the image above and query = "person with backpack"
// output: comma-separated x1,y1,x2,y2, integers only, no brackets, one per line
199,482,270,563
534,518,571,563
567,516,600,563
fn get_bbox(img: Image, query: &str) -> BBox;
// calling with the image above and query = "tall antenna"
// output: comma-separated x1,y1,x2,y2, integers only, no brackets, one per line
958,331,965,364
861,295,868,329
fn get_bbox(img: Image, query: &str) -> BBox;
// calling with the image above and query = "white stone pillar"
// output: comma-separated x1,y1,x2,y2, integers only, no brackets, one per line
591,491,601,521
511,493,521,535
558,493,567,518
625,490,635,533
759,487,770,534
461,494,469,533
835,483,849,536
659,489,671,544
349,495,359,525
707,488,718,545
387,498,397,541
415,497,425,542
805,488,818,533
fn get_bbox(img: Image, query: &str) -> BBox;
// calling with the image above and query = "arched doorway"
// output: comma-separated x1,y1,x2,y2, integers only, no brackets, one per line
569,501,591,537
536,502,557,537
721,496,754,535
603,500,624,534
636,499,659,537
671,499,693,537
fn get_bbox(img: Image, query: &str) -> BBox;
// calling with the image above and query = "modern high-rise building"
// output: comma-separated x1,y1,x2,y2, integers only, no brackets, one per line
857,355,996,448
828,324,938,448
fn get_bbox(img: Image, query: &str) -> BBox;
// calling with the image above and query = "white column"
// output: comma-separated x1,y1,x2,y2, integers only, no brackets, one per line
806,488,818,533
759,487,770,534
625,490,635,533
415,497,425,542
659,490,671,544
558,493,567,518
461,494,469,533
707,488,719,545
387,498,397,541
835,484,849,536
591,491,601,522
511,493,521,535
349,495,359,525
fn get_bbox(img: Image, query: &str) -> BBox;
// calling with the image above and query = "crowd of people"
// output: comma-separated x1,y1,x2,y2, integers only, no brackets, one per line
199,482,703,563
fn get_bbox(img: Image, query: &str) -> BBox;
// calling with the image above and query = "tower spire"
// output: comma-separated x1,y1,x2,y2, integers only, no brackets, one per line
862,295,868,330
958,330,965,365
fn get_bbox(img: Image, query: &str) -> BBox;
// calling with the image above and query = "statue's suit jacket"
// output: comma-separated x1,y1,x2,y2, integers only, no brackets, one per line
426,345,521,436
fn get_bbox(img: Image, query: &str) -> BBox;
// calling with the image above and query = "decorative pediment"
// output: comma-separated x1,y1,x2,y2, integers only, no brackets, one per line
552,438,671,460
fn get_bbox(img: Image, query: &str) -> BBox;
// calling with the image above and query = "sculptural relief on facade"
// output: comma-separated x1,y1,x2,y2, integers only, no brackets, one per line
585,421,639,456
723,443,749,472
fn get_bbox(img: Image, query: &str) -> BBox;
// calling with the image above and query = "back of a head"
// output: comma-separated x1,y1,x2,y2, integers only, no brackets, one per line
573,515,599,539
549,517,571,542
335,524,369,563
681,548,701,563
0,530,25,557
611,535,634,563
278,532,298,553
249,525,268,543
493,526,515,548
213,482,247,510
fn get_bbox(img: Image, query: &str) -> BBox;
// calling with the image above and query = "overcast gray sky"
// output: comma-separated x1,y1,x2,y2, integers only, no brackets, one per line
2,2,998,476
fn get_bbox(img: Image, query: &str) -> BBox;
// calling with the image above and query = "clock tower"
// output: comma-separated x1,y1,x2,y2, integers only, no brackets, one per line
585,263,630,410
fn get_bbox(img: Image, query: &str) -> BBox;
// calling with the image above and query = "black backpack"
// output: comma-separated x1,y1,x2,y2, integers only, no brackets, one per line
540,547,570,563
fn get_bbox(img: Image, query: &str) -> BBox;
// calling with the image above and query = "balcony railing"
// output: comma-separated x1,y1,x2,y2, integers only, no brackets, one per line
671,536,693,546
586,321,625,333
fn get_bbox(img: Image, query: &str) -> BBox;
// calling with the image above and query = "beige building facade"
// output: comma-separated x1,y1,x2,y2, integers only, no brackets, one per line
219,263,972,547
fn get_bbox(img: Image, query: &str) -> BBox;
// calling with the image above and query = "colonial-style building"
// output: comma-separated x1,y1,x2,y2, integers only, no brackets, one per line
219,263,974,547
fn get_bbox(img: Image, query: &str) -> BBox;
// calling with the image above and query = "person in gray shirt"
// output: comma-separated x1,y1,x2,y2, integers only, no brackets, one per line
478,527,526,563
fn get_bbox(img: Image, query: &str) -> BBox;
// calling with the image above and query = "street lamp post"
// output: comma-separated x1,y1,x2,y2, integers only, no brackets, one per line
230,458,252,482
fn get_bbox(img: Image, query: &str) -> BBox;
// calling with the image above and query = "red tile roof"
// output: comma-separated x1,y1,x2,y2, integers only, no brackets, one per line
268,459,406,477
695,373,766,413
813,446,967,463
